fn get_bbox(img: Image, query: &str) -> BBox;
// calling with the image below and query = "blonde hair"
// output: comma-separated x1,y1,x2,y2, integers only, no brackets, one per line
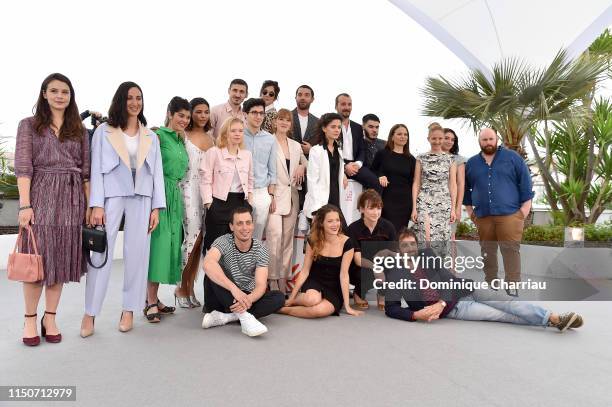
217,117,245,149
428,121,444,136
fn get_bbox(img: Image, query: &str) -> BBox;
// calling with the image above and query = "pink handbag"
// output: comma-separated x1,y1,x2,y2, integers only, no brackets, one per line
7,226,44,283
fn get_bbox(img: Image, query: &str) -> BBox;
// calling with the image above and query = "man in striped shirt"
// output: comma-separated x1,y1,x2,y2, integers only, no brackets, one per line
201,206,284,337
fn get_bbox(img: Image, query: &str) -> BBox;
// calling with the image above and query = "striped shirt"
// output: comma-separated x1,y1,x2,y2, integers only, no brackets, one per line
212,234,269,292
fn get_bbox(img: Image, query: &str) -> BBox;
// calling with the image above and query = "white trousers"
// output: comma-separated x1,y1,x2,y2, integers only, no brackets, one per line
85,195,152,316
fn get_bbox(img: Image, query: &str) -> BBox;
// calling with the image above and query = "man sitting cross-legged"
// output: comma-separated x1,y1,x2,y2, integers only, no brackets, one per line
201,206,285,337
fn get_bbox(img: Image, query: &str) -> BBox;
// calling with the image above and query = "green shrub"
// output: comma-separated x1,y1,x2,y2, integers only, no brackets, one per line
455,219,476,237
584,222,612,242
522,225,564,242
523,223,612,243
0,174,18,199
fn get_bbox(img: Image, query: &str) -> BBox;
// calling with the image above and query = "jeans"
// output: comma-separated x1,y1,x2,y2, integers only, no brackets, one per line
446,289,550,326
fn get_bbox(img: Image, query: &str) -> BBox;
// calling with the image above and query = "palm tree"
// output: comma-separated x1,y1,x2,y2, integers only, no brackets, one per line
421,49,607,155
421,29,612,224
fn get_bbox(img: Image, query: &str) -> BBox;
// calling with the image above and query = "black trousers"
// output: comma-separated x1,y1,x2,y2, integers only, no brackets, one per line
203,275,285,319
347,162,383,194
203,193,252,253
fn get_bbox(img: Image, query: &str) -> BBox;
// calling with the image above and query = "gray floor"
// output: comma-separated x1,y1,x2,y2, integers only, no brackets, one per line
1,260,610,407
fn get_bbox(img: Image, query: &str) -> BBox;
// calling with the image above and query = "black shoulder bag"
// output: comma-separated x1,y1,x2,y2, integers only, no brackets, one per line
82,225,108,269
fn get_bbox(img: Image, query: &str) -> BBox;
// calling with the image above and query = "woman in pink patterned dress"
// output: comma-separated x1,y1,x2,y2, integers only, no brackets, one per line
14,73,90,346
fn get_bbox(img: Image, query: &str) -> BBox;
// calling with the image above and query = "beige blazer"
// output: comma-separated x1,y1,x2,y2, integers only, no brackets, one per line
272,136,307,216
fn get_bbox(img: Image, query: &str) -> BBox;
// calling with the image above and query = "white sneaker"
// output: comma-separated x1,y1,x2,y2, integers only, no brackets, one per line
239,313,268,337
202,310,231,329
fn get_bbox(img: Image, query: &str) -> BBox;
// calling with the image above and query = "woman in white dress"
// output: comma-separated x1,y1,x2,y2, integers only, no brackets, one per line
176,98,214,308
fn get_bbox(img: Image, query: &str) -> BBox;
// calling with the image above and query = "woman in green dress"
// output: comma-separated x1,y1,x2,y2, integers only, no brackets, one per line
145,97,190,322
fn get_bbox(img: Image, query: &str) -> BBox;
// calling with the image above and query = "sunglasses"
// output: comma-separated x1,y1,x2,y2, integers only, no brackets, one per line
262,90,276,97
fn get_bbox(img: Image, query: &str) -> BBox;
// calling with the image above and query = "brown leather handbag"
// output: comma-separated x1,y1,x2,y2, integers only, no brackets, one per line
7,226,44,283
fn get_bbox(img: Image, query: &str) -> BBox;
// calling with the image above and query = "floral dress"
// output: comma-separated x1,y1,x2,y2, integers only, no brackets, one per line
415,152,454,256
179,136,207,272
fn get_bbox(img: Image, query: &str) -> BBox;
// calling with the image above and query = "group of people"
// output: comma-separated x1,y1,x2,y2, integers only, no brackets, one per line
14,73,583,345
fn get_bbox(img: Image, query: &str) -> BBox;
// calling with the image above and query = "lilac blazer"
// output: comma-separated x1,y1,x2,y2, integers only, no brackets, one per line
89,123,166,209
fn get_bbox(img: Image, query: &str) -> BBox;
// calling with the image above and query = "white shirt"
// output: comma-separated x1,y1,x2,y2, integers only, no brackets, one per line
341,123,354,161
123,132,139,169
298,113,309,139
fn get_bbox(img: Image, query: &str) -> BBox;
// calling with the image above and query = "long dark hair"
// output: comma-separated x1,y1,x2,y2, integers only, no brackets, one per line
33,73,84,141
385,124,412,159
444,128,459,154
107,82,147,129
312,112,342,146
309,204,345,259
187,97,211,132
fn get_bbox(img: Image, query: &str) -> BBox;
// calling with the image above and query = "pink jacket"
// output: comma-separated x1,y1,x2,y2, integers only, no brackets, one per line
200,146,253,204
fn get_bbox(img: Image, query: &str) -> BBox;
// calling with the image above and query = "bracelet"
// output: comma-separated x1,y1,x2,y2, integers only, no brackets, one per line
19,205,32,211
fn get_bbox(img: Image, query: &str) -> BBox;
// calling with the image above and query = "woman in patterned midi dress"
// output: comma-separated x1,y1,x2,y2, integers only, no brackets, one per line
14,73,89,346
176,98,214,308
411,123,457,257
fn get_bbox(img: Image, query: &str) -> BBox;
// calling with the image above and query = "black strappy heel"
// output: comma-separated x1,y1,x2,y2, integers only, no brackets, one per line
143,303,161,323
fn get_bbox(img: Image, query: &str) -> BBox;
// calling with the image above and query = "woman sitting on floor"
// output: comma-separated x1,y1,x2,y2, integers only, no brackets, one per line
279,205,363,318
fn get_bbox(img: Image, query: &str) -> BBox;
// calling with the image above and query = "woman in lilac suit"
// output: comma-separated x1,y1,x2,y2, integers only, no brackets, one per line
80,82,166,337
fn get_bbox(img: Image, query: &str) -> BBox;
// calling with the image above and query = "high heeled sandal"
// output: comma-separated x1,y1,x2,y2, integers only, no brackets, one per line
353,294,369,309
41,311,62,343
23,313,40,347
144,299,175,315
174,293,192,309
143,303,161,323
189,295,201,308
118,311,133,332
156,300,175,315
377,295,386,311
80,315,95,338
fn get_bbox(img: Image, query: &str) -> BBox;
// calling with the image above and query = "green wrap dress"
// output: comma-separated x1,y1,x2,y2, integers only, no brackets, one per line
148,127,188,284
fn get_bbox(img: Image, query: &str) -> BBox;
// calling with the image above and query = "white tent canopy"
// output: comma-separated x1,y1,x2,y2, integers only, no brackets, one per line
389,0,612,73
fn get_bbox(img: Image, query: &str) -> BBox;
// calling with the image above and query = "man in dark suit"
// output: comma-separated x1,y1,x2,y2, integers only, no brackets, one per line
292,85,319,209
291,84,318,156
335,93,382,192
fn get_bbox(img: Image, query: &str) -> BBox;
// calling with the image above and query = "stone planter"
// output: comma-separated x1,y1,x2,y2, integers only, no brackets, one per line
0,197,18,228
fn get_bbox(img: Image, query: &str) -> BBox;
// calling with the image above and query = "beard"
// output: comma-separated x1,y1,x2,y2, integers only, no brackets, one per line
297,101,311,110
480,145,497,154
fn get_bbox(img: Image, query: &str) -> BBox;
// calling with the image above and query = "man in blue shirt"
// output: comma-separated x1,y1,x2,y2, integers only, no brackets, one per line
463,128,534,288
242,98,277,240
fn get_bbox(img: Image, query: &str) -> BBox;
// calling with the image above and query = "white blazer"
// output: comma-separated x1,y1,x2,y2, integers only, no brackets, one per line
303,144,345,218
